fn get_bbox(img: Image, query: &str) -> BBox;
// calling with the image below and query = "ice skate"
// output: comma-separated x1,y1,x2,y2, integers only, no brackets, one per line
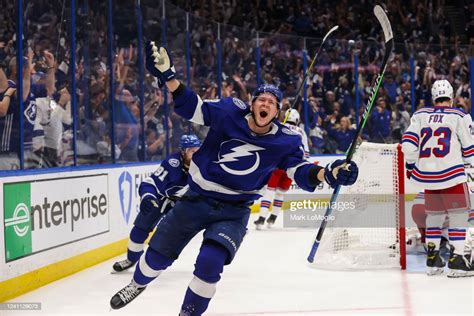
254,216,265,230
447,253,474,278
266,214,277,228
426,242,445,276
110,281,146,309
113,259,135,272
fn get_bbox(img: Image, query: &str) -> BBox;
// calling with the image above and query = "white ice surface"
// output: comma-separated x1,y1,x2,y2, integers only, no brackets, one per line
5,215,474,315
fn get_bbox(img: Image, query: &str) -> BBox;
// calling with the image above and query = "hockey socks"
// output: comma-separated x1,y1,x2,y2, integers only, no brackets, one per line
448,228,467,255
272,189,285,217
259,187,276,219
127,226,149,262
113,226,150,272
426,212,446,250
426,226,443,250
180,242,227,316
134,247,174,286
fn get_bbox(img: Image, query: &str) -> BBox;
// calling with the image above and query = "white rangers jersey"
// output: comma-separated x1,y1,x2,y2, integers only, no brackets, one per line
402,106,474,189
284,123,310,158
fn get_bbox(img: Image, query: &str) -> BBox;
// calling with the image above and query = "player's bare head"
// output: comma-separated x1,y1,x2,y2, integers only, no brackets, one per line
250,84,282,128
431,79,453,107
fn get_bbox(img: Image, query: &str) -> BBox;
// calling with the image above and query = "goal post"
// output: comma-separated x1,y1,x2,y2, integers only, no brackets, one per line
310,143,406,270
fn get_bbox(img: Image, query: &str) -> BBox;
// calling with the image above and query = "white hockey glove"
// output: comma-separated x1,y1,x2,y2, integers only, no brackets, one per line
145,41,176,81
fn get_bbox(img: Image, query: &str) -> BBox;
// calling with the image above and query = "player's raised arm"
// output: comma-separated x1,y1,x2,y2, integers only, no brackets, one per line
145,41,224,126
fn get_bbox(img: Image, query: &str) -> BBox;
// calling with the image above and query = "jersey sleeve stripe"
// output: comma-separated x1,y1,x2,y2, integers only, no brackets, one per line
402,135,418,147
404,131,419,140
286,161,312,180
141,178,164,197
402,139,418,147
189,95,205,125
141,192,158,201
402,132,419,147
462,151,474,158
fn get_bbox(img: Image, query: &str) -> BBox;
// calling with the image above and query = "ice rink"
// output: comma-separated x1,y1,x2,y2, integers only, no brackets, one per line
5,215,474,316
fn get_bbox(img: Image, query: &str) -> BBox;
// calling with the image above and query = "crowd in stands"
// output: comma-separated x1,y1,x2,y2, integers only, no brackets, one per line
0,0,472,170
172,0,472,154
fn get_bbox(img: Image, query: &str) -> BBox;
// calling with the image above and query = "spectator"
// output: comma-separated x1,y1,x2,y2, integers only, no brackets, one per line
370,98,392,143
36,86,72,167
391,100,411,143
327,116,356,154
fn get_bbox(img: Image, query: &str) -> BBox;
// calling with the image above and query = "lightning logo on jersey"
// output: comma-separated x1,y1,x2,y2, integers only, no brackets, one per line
215,139,265,176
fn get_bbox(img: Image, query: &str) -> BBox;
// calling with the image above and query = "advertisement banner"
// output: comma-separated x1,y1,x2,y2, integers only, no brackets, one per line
3,175,109,262
116,167,158,226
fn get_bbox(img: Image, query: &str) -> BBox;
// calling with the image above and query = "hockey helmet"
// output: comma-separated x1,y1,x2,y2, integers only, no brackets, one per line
285,109,300,125
251,84,283,109
179,134,201,150
431,79,453,103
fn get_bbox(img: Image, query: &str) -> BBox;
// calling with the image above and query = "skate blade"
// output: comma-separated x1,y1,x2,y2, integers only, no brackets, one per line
447,270,474,278
267,223,274,229
111,269,133,274
255,224,263,230
426,267,444,276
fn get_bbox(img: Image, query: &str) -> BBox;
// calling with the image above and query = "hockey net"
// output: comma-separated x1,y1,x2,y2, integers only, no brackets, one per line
312,143,406,270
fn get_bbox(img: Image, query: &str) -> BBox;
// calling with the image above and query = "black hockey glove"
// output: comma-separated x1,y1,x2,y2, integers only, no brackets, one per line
324,159,359,188
140,196,161,214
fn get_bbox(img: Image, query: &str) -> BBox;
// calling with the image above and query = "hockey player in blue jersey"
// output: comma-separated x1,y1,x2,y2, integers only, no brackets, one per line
110,42,359,315
112,134,201,272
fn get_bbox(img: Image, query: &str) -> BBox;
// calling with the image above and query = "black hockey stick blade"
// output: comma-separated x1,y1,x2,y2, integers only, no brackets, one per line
307,5,394,263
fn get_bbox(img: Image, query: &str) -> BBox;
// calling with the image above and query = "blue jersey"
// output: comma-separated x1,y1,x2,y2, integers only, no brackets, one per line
173,86,318,201
370,109,391,139
139,152,189,205
327,124,356,152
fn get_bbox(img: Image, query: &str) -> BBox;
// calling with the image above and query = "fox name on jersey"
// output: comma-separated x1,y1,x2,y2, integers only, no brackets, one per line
402,106,474,189
172,85,316,201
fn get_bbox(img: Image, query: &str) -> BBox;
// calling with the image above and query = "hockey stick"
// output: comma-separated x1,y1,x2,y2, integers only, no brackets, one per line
283,25,339,124
307,5,394,263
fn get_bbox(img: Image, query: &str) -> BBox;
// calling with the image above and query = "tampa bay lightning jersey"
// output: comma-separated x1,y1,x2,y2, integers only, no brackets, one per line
139,152,189,210
0,84,46,152
173,86,318,201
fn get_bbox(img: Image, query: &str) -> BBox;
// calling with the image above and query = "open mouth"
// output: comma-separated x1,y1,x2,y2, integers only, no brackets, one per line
259,111,268,118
